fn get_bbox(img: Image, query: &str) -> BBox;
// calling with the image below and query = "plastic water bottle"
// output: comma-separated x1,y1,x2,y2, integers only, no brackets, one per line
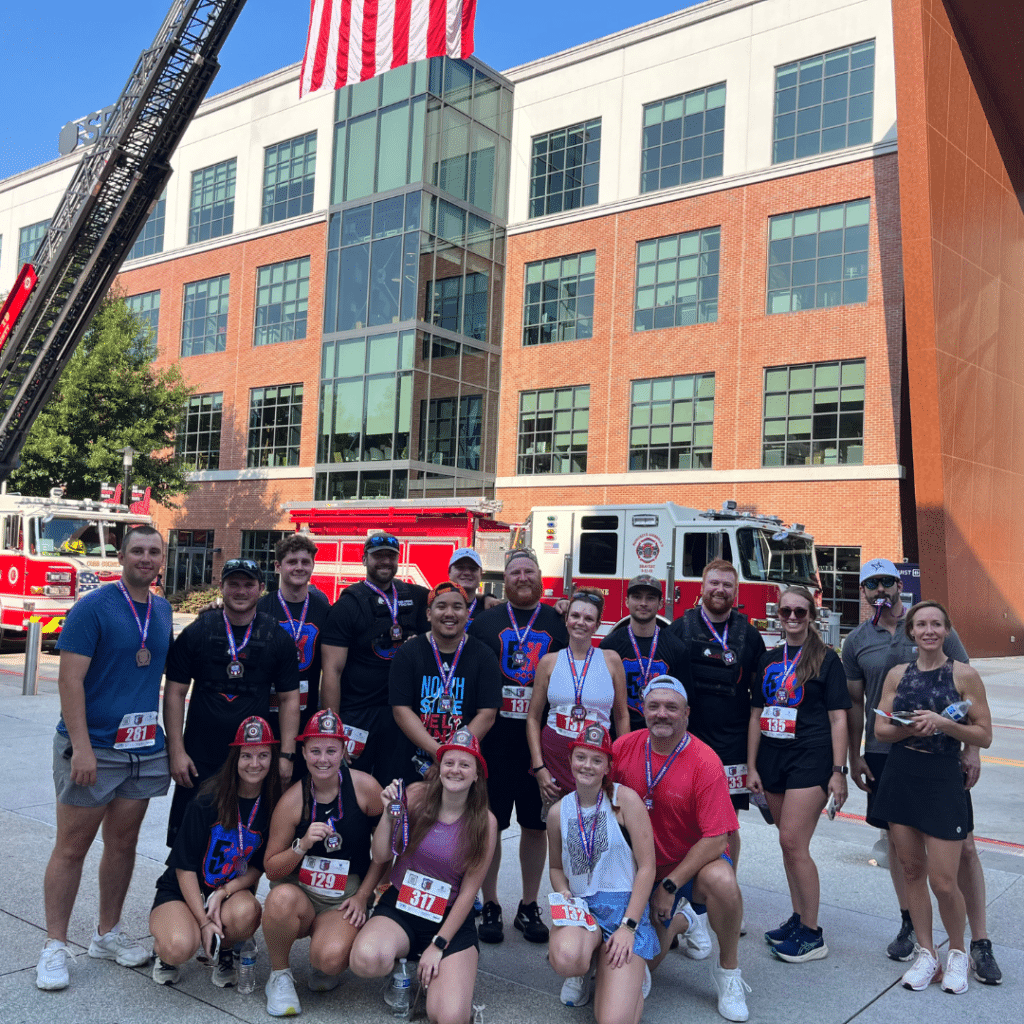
383,958,413,1017
237,937,258,994
941,699,972,722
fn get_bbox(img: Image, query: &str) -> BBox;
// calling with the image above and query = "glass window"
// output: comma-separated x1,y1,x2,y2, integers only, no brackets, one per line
240,530,291,591
426,271,489,341
816,545,863,630
773,40,875,164
634,226,720,331
641,82,725,193
262,133,317,225
125,290,161,351
767,199,870,313
18,220,50,264
529,119,601,219
523,251,595,346
166,529,215,595
248,384,304,467
419,394,482,469
254,257,310,346
126,191,166,260
762,359,865,466
181,275,230,356
517,386,590,475
177,393,223,470
188,159,236,243
629,373,715,470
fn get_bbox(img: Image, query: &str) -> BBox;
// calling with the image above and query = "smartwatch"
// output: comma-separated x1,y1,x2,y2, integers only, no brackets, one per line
280,751,296,762
431,934,448,951
621,917,638,933
832,765,849,775
661,878,677,895
291,838,305,855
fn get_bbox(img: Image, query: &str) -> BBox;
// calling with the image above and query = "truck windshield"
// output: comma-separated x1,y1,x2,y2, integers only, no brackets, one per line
30,517,123,558
737,527,819,587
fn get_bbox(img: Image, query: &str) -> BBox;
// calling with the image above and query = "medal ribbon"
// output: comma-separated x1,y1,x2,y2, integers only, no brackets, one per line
644,733,691,806
117,579,152,654
465,598,477,628
277,590,310,648
429,634,467,707
565,645,595,708
773,645,803,705
223,611,255,664
311,771,344,837
627,624,660,692
364,580,400,631
234,795,261,873
575,790,604,876
390,781,409,856
506,602,541,660
699,606,730,655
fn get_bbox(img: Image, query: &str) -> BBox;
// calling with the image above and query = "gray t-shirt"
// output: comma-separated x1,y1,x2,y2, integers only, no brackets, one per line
841,617,968,753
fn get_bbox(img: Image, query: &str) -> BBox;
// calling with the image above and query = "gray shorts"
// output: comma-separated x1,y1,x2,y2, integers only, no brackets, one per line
52,733,171,807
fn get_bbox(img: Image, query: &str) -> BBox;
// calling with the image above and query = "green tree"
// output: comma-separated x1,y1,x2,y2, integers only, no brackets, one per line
9,296,194,506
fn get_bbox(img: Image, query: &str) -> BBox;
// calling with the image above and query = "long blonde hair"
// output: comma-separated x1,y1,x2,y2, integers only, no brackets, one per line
779,585,826,686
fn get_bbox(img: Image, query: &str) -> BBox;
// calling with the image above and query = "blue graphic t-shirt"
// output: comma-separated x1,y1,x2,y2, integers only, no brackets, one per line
600,625,690,731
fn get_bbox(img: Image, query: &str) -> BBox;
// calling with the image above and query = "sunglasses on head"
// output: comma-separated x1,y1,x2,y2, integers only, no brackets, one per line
504,547,538,564
863,576,898,589
223,559,260,573
777,606,809,620
367,534,399,549
570,592,602,607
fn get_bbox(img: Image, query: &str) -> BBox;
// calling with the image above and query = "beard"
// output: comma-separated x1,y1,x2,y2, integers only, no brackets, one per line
507,577,542,607
701,592,733,615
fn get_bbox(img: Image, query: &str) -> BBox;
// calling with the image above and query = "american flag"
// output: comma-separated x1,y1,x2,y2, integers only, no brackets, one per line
77,571,101,595
300,0,477,98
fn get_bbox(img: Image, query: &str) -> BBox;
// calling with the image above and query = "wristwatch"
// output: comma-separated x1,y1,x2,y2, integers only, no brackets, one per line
661,878,677,895
832,765,849,775
621,917,638,933
290,838,305,855
528,764,547,777
280,751,296,762
431,934,448,951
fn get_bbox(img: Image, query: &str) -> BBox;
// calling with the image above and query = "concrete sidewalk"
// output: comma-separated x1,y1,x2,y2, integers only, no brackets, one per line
0,658,1020,1024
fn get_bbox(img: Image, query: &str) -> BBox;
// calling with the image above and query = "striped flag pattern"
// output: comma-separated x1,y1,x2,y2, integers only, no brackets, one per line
300,0,478,97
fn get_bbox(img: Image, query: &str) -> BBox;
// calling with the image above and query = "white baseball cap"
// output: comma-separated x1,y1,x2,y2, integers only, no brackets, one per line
859,558,899,584
449,547,482,568
642,674,689,702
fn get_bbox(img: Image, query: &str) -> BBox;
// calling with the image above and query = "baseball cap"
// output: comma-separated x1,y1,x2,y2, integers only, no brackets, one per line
504,548,539,568
364,533,400,553
859,558,899,584
642,674,689,702
296,709,346,742
569,722,614,761
221,558,264,584
449,547,482,569
229,716,278,746
436,727,489,778
428,581,470,605
627,573,662,596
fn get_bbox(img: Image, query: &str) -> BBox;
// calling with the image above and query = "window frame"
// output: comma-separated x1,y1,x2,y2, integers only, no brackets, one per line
181,274,230,357
188,158,237,244
629,372,715,471
528,119,601,219
262,133,317,225
176,392,223,471
641,82,726,194
634,226,720,332
522,250,596,346
516,385,590,475
247,384,305,468
254,256,311,347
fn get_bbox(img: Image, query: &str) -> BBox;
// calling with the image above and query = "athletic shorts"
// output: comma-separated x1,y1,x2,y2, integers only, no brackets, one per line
872,745,970,841
484,739,544,832
371,884,478,959
53,733,170,808
756,741,832,794
653,853,733,918
269,872,362,917
865,751,975,834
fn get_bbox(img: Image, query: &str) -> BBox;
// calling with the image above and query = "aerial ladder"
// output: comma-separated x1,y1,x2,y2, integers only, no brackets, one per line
0,0,250,481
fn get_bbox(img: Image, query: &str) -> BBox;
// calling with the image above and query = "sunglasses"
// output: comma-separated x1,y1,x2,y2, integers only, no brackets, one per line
570,592,603,607
777,606,809,620
504,547,538,564
863,576,898,589
366,534,399,549
223,558,260,573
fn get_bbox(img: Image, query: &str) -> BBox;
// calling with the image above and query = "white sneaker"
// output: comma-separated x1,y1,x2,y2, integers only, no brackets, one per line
684,912,714,960
152,957,180,985
559,972,593,1007
88,923,150,967
36,940,72,991
712,964,751,1022
642,963,652,999
941,948,969,994
308,966,342,992
266,968,302,1016
901,945,942,990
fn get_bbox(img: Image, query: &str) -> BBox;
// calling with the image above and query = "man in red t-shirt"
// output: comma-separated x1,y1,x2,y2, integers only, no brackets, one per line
612,676,749,1023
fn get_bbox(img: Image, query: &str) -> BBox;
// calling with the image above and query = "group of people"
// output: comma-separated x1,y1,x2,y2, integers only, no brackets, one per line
35,524,1003,1023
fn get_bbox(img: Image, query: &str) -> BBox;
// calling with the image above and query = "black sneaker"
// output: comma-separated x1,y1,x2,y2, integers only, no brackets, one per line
478,901,504,944
513,900,549,943
970,938,1003,985
887,915,916,962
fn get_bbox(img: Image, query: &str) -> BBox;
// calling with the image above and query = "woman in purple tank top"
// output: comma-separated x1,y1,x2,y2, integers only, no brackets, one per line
874,601,992,996
351,728,497,1023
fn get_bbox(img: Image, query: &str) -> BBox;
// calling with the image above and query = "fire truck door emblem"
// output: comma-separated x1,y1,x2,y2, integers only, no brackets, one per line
634,535,661,566
8,567,17,585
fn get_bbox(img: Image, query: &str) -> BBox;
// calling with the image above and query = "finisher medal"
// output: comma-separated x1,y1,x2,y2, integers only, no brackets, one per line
324,833,342,852
232,856,248,875
571,704,586,721
723,650,737,665
512,650,526,668
227,660,244,679
223,611,255,680
136,648,151,667
391,623,404,642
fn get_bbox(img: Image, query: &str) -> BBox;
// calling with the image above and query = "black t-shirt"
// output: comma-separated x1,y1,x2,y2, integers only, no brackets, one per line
321,580,430,712
753,644,851,749
166,609,300,769
668,608,766,765
257,588,331,733
156,790,270,900
389,633,502,744
468,602,569,754
599,625,691,732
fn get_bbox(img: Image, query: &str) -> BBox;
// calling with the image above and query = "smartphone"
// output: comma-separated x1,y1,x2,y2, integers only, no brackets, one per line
825,794,837,821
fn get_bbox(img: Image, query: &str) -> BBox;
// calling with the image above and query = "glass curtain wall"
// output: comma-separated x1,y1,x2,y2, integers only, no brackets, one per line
318,56,511,500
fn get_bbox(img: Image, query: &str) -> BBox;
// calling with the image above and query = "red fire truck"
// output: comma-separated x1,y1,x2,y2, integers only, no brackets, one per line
286,498,819,636
0,490,153,639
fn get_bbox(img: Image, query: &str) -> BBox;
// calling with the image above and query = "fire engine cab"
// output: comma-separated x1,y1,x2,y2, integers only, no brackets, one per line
0,490,153,639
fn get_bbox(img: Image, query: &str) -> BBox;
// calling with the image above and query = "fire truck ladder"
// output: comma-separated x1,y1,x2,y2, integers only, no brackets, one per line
0,0,249,481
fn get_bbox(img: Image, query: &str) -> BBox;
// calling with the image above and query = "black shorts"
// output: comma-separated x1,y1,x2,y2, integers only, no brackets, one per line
483,731,544,832
867,751,975,833
872,745,969,841
342,704,416,787
730,793,750,812
371,885,478,959
756,741,832,794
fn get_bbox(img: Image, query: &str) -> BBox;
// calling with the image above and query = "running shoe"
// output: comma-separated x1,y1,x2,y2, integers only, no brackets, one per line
88,924,151,967
969,939,1002,985
770,923,828,962
711,964,751,1022
152,957,180,986
266,968,302,1016
682,911,714,960
887,914,916,962
308,966,342,992
514,901,549,943
941,949,970,995
901,946,942,990
36,940,72,991
559,972,593,1007
478,901,504,944
764,912,800,947
212,947,237,988
642,963,652,999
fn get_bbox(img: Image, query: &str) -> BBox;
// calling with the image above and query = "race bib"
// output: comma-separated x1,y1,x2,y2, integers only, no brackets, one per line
114,711,157,750
552,706,587,738
723,763,749,793
501,685,530,720
269,679,309,711
343,724,369,759
298,855,349,896
760,706,798,739
548,893,598,931
396,869,451,923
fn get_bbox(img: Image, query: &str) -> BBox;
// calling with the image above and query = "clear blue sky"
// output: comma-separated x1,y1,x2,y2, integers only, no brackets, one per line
0,0,700,181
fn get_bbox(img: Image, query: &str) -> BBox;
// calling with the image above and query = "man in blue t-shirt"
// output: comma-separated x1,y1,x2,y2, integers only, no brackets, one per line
37,526,174,992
